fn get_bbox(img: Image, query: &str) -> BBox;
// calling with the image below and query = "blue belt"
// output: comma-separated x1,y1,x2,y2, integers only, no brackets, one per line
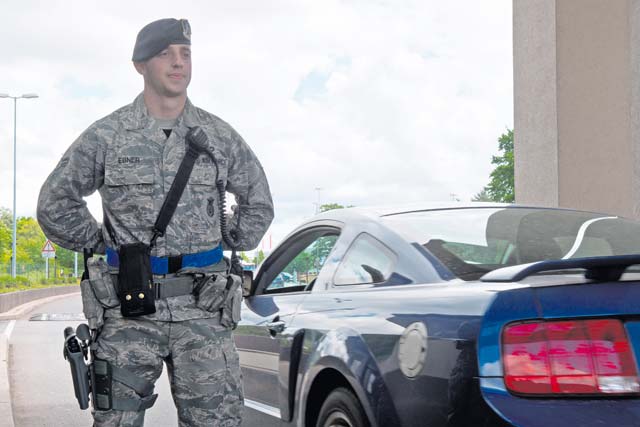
106,244,223,275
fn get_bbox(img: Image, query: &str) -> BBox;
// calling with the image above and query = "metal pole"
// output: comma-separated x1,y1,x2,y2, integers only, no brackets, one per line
74,252,78,278
11,97,17,278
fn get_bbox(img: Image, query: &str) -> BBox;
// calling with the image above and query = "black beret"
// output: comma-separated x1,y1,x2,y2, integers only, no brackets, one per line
132,18,191,62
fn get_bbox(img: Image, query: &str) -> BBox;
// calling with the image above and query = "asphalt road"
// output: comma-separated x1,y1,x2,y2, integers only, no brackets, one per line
7,293,178,427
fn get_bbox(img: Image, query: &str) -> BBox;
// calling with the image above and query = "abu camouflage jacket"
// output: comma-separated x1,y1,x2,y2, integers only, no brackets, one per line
37,94,274,258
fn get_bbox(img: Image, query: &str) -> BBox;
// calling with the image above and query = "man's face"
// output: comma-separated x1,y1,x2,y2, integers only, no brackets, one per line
135,44,192,98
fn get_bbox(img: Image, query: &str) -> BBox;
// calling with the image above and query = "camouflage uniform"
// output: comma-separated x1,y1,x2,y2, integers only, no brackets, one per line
37,94,274,426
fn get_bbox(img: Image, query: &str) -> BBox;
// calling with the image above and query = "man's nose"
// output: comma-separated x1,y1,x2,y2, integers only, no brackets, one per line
171,54,184,68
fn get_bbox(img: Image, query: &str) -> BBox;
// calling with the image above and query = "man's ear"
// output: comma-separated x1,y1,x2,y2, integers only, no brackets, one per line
133,61,146,76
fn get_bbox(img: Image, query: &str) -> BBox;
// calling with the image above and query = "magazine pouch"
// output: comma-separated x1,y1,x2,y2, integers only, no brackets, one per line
220,274,242,330
194,273,227,313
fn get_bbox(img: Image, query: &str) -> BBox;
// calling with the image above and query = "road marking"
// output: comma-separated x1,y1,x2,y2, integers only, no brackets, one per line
0,319,15,427
4,320,15,342
29,313,85,321
244,398,281,419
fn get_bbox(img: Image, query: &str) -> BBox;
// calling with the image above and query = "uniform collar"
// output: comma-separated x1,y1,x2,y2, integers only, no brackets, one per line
122,93,199,131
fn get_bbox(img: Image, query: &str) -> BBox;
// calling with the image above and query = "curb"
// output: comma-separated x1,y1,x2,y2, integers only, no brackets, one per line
0,285,80,317
0,292,81,321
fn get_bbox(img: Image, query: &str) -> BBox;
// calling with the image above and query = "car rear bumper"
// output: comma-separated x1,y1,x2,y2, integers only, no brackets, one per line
481,377,640,427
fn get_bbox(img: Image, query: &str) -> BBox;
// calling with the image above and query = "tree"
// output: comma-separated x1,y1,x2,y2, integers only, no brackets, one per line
16,217,45,265
471,189,492,202
476,129,514,203
253,250,266,266
0,210,79,276
319,203,354,213
0,208,11,228
0,208,12,265
320,203,344,212
0,222,10,265
284,250,313,275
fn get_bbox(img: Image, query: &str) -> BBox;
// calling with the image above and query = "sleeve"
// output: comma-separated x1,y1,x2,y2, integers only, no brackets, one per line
36,126,107,253
223,128,274,251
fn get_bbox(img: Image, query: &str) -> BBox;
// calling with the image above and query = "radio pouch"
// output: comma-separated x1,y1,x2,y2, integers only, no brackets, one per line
118,243,156,317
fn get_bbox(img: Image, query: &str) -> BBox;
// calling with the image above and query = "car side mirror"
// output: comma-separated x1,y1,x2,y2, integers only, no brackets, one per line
242,270,254,297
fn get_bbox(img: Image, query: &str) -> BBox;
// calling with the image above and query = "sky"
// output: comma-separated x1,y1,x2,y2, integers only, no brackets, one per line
0,0,513,253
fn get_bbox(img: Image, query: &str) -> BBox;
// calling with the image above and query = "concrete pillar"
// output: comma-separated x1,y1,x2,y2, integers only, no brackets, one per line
514,0,640,218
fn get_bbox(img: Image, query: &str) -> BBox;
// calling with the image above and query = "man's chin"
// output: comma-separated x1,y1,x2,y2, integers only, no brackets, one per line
162,87,188,98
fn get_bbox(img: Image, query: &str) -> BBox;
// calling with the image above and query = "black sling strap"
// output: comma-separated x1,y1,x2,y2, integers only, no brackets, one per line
151,140,206,247
102,127,215,251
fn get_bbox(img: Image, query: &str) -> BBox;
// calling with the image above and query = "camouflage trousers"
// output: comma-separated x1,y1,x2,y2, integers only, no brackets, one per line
93,316,243,427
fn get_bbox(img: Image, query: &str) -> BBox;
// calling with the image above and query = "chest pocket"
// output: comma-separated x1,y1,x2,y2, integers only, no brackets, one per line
103,148,156,228
187,155,226,251
189,155,217,185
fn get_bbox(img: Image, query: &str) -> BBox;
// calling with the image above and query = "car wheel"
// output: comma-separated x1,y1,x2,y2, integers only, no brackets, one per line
316,387,370,427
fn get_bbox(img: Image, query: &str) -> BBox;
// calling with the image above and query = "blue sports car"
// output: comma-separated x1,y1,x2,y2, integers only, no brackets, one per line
235,203,640,427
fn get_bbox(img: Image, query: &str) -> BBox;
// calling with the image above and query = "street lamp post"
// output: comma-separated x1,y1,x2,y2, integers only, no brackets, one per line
0,93,39,278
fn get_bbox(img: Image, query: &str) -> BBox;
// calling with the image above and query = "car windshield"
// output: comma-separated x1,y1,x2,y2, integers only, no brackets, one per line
382,207,640,281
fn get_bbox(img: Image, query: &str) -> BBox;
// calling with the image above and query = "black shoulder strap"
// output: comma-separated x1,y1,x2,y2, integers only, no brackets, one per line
151,141,204,247
103,213,118,246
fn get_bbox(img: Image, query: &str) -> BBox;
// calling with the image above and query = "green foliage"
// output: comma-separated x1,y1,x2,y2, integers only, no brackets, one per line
471,189,491,202
0,208,11,228
319,203,354,213
0,207,80,281
284,250,314,275
477,129,514,203
0,208,12,264
0,274,78,293
283,236,337,274
253,250,266,266
0,221,10,265
320,203,344,212
0,275,30,288
17,217,45,264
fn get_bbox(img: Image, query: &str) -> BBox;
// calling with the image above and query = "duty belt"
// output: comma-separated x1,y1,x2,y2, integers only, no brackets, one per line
153,275,195,299
109,274,201,299
106,244,223,275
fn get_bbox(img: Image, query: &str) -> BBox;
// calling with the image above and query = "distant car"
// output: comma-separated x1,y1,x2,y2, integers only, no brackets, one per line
234,203,640,427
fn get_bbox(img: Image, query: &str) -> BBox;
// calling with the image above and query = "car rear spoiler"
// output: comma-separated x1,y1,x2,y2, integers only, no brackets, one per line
480,254,640,282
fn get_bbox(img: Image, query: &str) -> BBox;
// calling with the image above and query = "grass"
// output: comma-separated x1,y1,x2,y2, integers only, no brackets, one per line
0,274,79,294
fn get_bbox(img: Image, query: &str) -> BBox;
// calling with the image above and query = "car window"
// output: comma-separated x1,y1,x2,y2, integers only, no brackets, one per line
333,233,396,285
265,234,339,292
382,207,640,280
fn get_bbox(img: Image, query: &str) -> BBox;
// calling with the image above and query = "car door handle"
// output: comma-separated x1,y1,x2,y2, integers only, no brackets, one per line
266,320,286,334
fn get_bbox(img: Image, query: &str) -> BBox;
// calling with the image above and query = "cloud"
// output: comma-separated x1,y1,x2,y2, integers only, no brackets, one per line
0,0,513,250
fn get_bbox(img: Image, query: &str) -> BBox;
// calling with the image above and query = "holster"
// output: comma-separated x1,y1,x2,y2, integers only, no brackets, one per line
117,243,156,317
63,327,91,410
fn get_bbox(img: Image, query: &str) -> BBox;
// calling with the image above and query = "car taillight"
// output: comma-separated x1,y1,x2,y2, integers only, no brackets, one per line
502,319,640,395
